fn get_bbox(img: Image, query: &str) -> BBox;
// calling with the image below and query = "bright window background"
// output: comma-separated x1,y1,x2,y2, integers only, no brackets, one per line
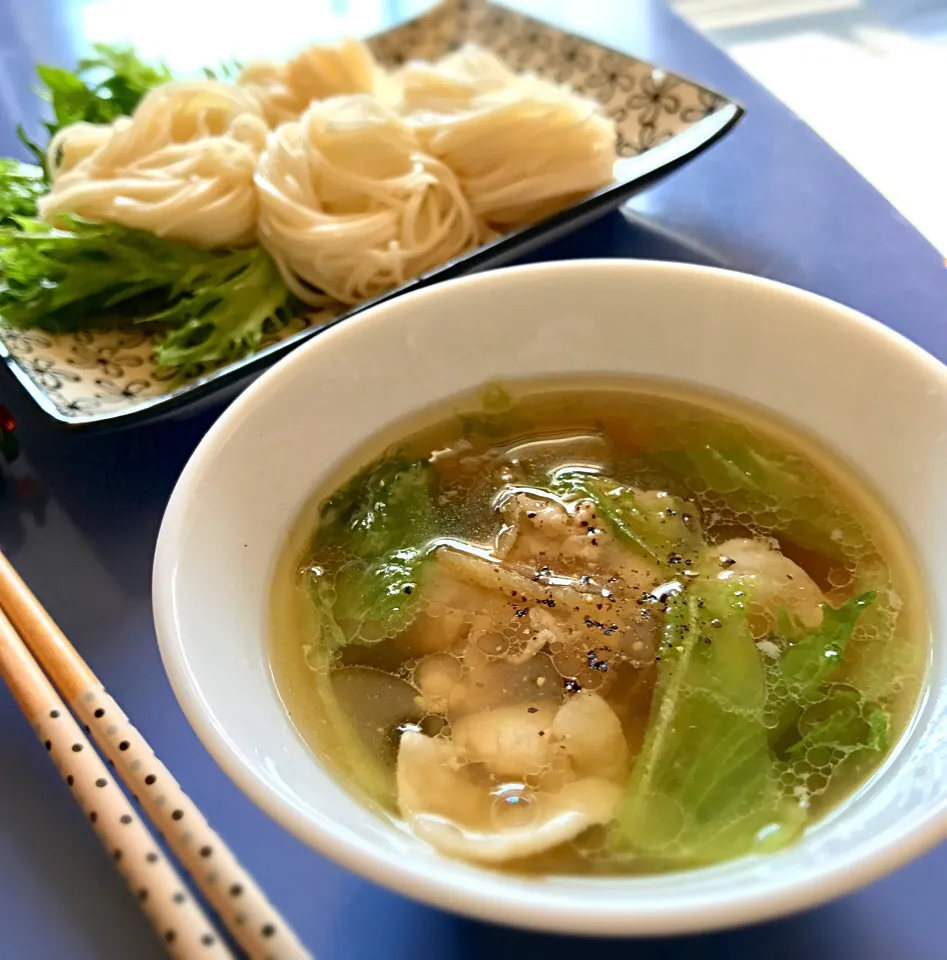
674,0,947,254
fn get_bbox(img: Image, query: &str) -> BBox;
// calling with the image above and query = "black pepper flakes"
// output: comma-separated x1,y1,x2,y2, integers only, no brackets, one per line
586,650,609,672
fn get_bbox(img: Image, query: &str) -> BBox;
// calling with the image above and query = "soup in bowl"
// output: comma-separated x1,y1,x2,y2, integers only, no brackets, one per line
154,260,947,935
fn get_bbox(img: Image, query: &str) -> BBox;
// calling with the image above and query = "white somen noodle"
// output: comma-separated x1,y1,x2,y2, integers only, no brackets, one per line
41,81,267,248
35,41,618,307
396,45,518,114
238,39,391,128
255,94,479,305
398,46,617,229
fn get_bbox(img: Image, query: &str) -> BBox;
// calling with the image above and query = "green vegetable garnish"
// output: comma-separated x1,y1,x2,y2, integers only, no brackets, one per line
0,160,45,224
311,456,437,649
302,456,437,800
553,469,702,566
767,592,885,758
17,44,171,177
785,684,888,761
0,44,296,371
611,581,805,863
0,218,295,370
610,576,883,866
654,443,864,558
778,592,876,695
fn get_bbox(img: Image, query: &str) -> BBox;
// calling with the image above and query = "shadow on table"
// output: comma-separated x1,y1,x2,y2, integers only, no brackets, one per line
334,873,908,960
450,912,840,960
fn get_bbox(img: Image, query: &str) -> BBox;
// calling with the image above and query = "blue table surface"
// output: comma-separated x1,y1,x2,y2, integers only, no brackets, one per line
1,2,946,958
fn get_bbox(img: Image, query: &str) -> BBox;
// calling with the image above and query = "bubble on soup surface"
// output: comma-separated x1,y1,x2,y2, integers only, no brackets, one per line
419,714,448,737
747,602,769,640
827,567,853,589
490,783,538,829
805,771,829,795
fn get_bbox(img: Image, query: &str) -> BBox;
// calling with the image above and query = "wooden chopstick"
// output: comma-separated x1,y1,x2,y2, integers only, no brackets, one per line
0,605,235,958
0,549,314,960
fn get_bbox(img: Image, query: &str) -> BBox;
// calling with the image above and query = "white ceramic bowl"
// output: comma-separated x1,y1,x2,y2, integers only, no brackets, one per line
154,260,947,936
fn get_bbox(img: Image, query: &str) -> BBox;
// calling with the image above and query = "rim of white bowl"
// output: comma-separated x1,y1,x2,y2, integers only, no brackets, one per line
154,259,947,936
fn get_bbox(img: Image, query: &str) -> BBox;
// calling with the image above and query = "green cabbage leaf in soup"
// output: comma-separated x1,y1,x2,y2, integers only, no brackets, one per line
301,455,438,805
310,455,437,650
766,592,889,762
611,579,807,863
560,475,887,866
610,578,884,865
653,443,864,559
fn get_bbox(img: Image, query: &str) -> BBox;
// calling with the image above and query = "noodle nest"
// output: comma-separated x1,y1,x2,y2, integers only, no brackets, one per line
42,82,268,248
255,94,479,305
35,40,618,306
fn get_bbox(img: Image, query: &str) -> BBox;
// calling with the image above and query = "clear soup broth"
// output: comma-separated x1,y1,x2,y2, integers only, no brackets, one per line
271,380,928,874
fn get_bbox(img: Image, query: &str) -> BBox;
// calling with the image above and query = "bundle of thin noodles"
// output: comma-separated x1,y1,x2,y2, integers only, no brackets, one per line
41,82,267,248
396,45,517,114
398,46,616,229
238,39,390,128
255,94,479,305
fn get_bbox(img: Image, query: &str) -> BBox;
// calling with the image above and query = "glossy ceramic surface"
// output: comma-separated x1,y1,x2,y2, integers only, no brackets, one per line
155,259,947,936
